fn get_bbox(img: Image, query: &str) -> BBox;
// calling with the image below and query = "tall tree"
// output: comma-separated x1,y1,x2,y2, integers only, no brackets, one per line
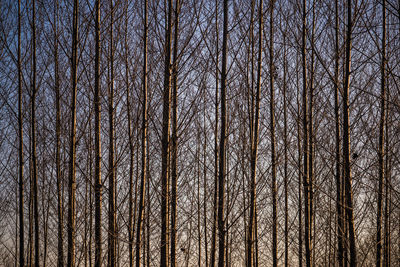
301,0,312,266
94,0,103,265
67,0,79,265
31,0,40,265
210,2,219,266
217,0,228,266
282,18,289,267
170,0,180,265
54,0,64,265
107,0,116,266
376,0,386,266
333,0,344,266
343,0,357,265
309,3,316,260
247,0,262,265
136,0,148,265
125,1,136,265
17,0,24,265
161,0,173,266
269,1,278,266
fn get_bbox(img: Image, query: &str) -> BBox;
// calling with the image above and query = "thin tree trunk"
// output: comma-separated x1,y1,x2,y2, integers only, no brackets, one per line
376,1,386,266
125,1,135,265
68,0,79,265
203,96,209,267
296,54,303,267
170,0,180,265
247,1,262,265
197,132,202,267
161,0,173,265
334,0,344,265
135,0,148,264
283,26,289,267
108,1,116,265
54,0,64,265
217,1,228,266
383,102,391,267
29,135,33,267
301,0,312,265
269,2,278,266
210,2,219,266
343,0,357,265
18,0,24,265
31,0,40,265
94,0,103,265
309,4,316,262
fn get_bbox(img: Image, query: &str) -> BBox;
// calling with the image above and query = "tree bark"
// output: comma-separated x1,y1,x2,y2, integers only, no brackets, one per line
210,2,219,266
247,1,262,265
18,0,25,265
376,0,386,266
108,1,116,265
170,0,180,265
31,0,40,265
269,2,278,266
301,0,312,265
54,0,64,265
283,24,289,267
217,1,228,266
67,0,79,265
343,0,357,265
136,0,148,265
94,0,103,265
161,0,173,266
334,0,344,265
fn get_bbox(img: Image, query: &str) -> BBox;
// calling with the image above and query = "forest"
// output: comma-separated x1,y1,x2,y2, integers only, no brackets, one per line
0,0,399,266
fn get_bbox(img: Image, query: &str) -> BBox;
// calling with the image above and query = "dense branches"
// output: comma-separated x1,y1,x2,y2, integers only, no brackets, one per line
0,0,399,266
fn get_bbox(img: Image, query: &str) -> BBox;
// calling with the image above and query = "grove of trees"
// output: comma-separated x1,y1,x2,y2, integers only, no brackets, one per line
0,0,399,266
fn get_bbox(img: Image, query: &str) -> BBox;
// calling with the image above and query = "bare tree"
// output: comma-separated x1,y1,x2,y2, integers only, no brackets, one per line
376,1,386,266
107,1,116,266
17,1,24,265
342,0,357,265
31,0,40,265
269,1,278,266
136,0,149,265
67,0,78,265
247,0,262,265
53,0,64,265
301,0,312,266
94,0,103,265
161,0,173,266
170,0,180,265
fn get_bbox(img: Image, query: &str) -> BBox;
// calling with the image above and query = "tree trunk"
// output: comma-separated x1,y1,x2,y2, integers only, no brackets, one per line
94,0,103,265
136,0,148,264
18,0,24,265
247,1,262,265
170,0,180,265
301,1,312,265
210,2,219,266
67,0,79,265
124,1,136,265
31,0,40,265
217,1,228,266
376,0,386,266
334,0,344,265
283,25,289,267
343,0,357,265
161,0,173,265
269,2,278,266
54,0,64,265
309,4,316,262
108,1,116,265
